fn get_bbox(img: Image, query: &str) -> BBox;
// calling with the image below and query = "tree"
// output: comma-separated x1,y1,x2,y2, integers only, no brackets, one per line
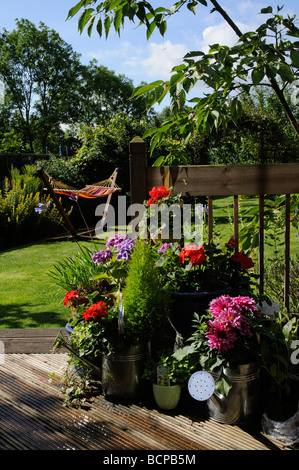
67,1,299,156
0,19,82,153
79,60,149,124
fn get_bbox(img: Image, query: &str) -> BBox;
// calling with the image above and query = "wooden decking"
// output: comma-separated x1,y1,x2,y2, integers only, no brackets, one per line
0,329,296,451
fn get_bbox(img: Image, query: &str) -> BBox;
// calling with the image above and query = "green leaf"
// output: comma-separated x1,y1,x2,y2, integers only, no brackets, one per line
146,20,157,40
290,50,299,66
133,80,164,97
96,18,103,36
261,7,273,14
67,0,86,20
159,20,167,36
152,155,166,167
170,72,183,86
251,67,265,85
104,15,111,38
78,8,95,33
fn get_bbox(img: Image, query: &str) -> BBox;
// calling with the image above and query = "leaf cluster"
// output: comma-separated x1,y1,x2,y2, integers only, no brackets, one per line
142,348,198,386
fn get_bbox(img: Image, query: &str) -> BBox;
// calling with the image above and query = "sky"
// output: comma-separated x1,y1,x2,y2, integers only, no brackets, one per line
1,0,298,108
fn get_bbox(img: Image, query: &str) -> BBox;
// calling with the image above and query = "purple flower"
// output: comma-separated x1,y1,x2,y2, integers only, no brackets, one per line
92,249,113,265
158,243,171,253
106,234,128,249
35,201,51,214
116,237,135,261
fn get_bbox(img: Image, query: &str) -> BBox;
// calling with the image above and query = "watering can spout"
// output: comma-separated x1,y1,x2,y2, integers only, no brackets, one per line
187,370,227,413
209,391,227,413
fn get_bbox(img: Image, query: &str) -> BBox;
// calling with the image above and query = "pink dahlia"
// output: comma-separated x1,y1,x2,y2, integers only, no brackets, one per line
205,320,237,354
209,295,232,317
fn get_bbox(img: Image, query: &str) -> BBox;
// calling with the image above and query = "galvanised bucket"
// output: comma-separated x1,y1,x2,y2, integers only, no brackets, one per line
207,362,261,424
101,343,150,400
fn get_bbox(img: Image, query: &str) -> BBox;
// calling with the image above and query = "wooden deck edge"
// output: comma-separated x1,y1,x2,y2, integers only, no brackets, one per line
0,328,68,353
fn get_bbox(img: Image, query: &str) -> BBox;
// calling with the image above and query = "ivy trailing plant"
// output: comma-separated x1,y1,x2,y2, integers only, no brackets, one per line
67,1,299,163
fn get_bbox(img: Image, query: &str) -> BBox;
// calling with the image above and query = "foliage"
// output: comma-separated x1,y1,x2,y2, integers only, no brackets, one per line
68,1,299,153
259,310,299,399
67,291,119,358
121,239,171,345
142,348,197,386
174,295,264,395
0,165,67,247
238,194,299,254
70,113,148,192
0,19,82,153
48,244,113,293
80,60,150,124
265,255,299,314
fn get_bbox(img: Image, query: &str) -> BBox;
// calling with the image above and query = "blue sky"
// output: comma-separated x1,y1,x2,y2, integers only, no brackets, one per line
1,1,298,99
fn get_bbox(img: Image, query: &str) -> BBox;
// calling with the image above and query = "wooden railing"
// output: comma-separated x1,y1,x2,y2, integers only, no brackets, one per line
129,137,299,311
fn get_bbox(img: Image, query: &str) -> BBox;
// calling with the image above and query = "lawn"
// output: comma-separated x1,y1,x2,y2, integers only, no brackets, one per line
0,238,105,329
0,196,297,329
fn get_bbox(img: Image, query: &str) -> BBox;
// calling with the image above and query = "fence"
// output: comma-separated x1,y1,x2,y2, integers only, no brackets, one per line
129,136,299,311
0,152,51,177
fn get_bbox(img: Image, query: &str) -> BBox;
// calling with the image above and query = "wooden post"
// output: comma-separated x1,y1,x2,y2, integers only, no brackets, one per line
129,137,147,205
259,195,264,295
284,194,290,311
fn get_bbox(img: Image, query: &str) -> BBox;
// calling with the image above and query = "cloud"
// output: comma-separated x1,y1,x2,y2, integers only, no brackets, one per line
87,39,188,82
139,40,187,79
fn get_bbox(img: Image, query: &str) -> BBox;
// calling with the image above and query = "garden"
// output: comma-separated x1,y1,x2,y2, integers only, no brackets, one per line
1,0,299,450
1,162,298,445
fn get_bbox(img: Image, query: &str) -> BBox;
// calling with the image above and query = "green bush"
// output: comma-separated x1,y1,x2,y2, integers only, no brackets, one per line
121,240,171,345
0,165,69,248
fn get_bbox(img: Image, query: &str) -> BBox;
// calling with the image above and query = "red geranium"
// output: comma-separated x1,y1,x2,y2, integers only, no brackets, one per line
64,290,80,306
82,301,108,322
147,186,170,206
231,252,254,270
179,244,207,265
225,238,239,249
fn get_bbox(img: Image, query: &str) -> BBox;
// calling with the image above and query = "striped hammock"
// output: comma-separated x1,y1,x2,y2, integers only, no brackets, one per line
47,172,121,199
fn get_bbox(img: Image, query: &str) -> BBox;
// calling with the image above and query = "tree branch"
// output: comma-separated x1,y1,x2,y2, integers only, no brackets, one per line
209,0,299,136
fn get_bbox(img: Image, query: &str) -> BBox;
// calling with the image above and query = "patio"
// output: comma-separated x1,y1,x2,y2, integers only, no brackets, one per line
0,329,294,451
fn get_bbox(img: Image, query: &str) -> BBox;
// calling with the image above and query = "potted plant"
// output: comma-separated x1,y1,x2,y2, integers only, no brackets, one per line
152,238,258,342
143,349,197,410
174,294,264,424
99,239,171,400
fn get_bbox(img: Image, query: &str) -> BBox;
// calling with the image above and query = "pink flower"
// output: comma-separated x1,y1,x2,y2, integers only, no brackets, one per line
209,295,232,317
206,320,237,353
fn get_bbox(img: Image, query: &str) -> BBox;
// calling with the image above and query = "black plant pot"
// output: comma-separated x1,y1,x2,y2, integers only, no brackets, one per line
169,285,230,342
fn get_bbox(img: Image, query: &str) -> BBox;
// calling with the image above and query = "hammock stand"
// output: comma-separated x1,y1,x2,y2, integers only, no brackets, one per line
37,167,120,241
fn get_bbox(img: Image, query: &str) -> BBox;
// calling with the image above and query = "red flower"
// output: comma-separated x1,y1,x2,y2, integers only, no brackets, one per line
63,290,80,306
147,186,170,206
231,252,254,269
225,238,238,249
179,244,206,265
82,301,108,322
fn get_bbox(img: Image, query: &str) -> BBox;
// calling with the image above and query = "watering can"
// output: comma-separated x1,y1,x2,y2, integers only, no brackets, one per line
188,362,261,424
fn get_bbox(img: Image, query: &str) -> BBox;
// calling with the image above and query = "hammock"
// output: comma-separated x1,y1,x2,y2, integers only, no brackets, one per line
37,167,120,241
47,170,121,199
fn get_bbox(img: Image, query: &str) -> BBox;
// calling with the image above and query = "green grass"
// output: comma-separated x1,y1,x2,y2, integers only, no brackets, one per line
0,239,105,329
0,196,298,329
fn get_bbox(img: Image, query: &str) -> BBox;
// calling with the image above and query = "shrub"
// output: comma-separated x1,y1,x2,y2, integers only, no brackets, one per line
121,240,171,345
